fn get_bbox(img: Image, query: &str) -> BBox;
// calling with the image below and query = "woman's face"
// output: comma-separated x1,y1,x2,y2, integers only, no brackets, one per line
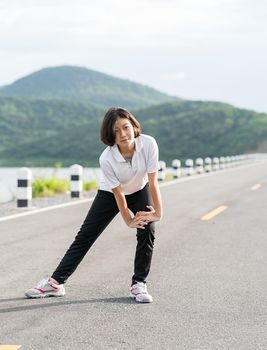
114,117,135,149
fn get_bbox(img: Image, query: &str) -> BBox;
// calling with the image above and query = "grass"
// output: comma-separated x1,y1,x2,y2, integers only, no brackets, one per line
32,177,98,198
83,180,98,191
32,177,69,198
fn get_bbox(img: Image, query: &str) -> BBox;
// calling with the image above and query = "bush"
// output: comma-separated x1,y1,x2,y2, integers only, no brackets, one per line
32,177,69,198
83,180,98,191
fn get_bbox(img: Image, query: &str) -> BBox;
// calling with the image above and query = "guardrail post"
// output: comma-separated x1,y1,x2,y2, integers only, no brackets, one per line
225,156,231,168
185,159,194,176
204,157,212,172
212,157,220,171
232,155,238,166
70,164,83,198
219,156,225,170
172,159,181,179
195,158,204,174
232,156,235,166
158,160,166,181
17,167,32,207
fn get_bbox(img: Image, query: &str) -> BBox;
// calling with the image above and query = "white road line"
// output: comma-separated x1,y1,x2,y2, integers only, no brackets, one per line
0,198,94,223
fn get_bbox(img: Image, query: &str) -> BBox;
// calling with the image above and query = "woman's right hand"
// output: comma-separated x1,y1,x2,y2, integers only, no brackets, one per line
127,214,149,229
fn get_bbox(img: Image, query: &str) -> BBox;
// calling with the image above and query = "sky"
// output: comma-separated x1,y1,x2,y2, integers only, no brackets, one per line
0,0,267,113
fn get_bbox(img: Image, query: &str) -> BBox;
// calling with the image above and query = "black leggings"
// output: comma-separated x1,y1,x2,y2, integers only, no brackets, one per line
51,184,155,285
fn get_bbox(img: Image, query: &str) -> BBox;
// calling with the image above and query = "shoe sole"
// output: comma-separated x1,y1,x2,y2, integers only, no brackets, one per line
129,293,153,303
25,291,65,299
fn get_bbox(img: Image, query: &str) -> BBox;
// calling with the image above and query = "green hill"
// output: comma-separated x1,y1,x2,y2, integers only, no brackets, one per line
0,66,178,109
0,97,267,167
0,96,104,155
137,101,267,163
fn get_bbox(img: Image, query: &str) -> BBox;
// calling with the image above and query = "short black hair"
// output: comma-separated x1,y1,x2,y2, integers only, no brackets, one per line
100,107,141,146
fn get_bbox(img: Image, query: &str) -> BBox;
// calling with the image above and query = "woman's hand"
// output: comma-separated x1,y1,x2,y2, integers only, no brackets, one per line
128,207,161,229
127,214,150,229
135,205,161,223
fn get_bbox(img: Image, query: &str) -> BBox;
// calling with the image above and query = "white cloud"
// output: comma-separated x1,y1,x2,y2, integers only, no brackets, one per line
0,0,267,111
1,0,265,51
161,72,187,81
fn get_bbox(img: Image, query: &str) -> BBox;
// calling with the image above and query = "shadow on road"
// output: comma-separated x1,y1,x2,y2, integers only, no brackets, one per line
0,296,140,313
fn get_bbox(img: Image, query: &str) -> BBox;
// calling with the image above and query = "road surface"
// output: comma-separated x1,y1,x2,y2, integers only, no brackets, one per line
1,161,267,349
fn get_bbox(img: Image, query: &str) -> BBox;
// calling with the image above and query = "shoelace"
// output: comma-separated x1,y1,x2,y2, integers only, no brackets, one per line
131,284,148,294
34,278,59,293
36,278,48,288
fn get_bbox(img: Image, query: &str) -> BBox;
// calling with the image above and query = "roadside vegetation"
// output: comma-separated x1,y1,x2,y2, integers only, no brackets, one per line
32,177,69,197
32,177,97,198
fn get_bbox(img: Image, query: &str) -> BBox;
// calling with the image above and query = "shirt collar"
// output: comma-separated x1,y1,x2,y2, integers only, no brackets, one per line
111,135,143,162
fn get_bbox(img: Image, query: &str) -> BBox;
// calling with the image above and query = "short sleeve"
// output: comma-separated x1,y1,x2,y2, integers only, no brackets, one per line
100,158,121,190
146,137,160,173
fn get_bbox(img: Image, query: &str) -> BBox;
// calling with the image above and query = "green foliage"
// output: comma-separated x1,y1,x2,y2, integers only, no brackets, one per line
31,176,97,198
0,91,267,167
53,161,62,170
0,95,104,154
0,66,178,109
137,101,267,163
83,180,98,191
32,177,69,198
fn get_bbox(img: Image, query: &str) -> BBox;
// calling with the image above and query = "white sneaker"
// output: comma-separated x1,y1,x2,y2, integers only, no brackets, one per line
130,282,153,303
25,278,65,298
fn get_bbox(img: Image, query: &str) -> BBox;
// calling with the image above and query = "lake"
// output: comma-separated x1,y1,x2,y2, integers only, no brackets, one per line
0,167,102,203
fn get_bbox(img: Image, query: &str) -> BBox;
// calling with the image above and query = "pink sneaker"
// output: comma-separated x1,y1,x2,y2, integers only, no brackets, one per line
25,278,65,298
130,282,153,303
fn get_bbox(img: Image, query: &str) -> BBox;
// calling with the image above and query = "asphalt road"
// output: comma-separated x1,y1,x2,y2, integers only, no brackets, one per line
1,161,267,350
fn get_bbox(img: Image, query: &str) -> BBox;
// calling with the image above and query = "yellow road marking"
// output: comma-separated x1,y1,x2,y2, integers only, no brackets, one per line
201,205,228,221
0,346,21,350
251,183,261,191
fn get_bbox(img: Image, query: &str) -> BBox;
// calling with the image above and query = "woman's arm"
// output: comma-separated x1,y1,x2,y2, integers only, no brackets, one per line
112,186,148,229
148,172,162,219
136,172,162,222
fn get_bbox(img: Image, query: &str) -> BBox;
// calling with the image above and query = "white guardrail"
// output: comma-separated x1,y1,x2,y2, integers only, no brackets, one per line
16,154,266,207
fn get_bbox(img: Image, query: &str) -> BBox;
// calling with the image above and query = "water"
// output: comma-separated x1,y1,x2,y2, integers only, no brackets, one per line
0,167,102,203
0,164,196,203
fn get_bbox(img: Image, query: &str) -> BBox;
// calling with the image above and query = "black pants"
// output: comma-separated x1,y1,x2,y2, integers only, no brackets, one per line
51,184,155,285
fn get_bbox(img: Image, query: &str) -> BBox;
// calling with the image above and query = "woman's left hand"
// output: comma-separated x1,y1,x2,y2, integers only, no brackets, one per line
135,205,161,223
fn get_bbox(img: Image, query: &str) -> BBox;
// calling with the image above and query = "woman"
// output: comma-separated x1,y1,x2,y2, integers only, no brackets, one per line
25,107,162,303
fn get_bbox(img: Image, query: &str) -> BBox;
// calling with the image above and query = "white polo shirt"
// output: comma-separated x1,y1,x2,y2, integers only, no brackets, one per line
99,134,159,194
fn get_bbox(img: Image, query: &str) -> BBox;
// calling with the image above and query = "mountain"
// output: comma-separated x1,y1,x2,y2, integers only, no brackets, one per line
0,96,105,165
136,101,267,163
0,66,179,109
0,97,267,167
